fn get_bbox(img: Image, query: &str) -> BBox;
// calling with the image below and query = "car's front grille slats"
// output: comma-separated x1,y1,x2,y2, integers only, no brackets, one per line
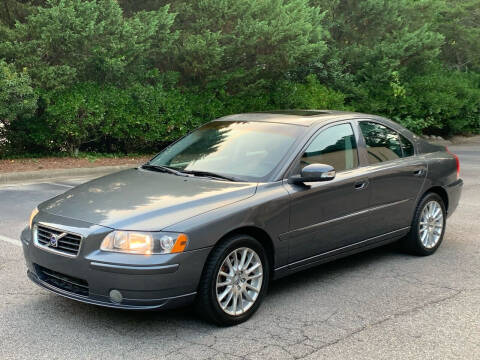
35,225,82,256
57,243,77,250
40,268,88,289
57,239,79,247
35,264,89,296
56,246,77,255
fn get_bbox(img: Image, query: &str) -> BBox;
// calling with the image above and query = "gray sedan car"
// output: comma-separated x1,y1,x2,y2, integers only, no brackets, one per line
22,110,462,325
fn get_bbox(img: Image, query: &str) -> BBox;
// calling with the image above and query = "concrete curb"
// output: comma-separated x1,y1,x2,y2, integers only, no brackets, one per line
0,164,135,185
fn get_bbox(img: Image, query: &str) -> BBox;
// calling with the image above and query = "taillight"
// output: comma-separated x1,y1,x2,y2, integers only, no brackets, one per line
446,147,460,180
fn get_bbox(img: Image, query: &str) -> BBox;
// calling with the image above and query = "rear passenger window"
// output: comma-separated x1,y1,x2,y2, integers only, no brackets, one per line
400,134,415,157
359,121,402,163
300,123,358,172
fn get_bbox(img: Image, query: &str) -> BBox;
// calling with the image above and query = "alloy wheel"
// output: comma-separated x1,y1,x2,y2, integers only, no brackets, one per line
418,200,444,249
215,247,263,316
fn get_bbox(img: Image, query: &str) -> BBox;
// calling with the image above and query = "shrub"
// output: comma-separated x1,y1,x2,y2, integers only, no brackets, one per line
389,67,480,134
0,59,38,152
1,0,479,157
272,75,346,110
0,0,176,90
0,59,37,124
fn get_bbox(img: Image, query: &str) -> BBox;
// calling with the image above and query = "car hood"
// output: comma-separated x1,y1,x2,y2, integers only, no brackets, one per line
39,168,257,231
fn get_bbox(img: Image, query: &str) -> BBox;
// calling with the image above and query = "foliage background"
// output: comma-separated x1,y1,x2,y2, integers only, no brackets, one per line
0,0,479,156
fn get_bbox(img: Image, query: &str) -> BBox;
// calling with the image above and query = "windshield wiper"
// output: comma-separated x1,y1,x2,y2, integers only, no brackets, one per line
180,170,238,182
141,164,187,177
142,164,238,181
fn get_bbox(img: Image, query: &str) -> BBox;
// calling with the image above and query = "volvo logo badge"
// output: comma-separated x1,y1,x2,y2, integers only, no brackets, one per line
48,232,67,248
49,234,59,247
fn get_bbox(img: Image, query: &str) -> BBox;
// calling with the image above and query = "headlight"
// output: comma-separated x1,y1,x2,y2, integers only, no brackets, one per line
100,231,188,255
29,207,39,229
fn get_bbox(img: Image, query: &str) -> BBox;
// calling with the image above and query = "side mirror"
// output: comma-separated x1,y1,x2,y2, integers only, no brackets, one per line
288,163,336,184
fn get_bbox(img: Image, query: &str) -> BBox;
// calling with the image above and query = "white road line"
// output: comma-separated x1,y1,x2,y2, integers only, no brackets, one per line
0,177,90,188
49,183,75,188
0,182,75,189
0,234,21,247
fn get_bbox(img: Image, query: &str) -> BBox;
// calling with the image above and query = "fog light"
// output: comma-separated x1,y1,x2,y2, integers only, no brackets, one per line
109,289,123,304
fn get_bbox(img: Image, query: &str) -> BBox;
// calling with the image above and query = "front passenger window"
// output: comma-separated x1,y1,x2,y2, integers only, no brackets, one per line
299,123,358,172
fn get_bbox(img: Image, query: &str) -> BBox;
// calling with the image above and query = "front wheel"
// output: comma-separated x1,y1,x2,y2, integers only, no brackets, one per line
402,192,446,256
196,234,269,326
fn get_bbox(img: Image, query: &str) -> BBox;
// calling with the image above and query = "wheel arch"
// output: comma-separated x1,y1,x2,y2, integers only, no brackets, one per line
422,186,449,212
209,226,276,275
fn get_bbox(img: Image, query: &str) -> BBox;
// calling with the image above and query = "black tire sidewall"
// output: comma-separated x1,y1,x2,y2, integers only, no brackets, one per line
410,193,447,255
202,235,269,326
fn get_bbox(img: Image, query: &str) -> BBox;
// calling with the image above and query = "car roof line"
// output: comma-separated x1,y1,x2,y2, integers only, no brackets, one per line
213,110,386,127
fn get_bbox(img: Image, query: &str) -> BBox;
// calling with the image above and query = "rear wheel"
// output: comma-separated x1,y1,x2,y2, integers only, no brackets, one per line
402,192,446,255
196,234,269,325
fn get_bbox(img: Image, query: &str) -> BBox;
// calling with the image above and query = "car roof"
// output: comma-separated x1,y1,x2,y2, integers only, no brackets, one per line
215,110,384,127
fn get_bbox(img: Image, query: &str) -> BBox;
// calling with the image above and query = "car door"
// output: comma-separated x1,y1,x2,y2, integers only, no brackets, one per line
282,122,371,265
357,120,427,238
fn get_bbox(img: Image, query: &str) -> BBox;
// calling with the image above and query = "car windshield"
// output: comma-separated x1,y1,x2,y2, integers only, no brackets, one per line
148,121,305,182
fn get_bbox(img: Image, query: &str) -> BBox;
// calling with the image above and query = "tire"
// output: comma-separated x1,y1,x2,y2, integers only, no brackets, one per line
195,234,269,326
402,192,447,256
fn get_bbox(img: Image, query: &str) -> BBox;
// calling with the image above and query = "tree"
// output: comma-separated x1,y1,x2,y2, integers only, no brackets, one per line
272,74,346,110
0,1,45,27
0,59,38,153
1,0,479,155
436,0,480,71
117,0,166,16
0,0,176,90
166,0,328,90
312,0,444,93
0,59,37,128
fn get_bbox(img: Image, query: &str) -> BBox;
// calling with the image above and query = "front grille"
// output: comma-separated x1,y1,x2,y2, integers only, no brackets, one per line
36,225,82,256
35,264,89,296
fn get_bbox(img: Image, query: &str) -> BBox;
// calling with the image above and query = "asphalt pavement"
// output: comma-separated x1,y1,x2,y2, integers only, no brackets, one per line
0,144,479,359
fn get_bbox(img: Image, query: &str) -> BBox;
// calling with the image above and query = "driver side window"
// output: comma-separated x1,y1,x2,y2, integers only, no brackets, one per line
299,123,359,173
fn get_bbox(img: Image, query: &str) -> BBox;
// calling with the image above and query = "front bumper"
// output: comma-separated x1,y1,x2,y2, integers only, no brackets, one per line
21,214,211,310
26,269,196,310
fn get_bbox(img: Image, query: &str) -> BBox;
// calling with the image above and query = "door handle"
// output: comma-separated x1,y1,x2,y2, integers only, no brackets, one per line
354,180,368,190
413,169,425,177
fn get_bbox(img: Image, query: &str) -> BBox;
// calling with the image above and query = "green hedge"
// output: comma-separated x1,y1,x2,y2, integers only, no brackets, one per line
0,0,479,155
